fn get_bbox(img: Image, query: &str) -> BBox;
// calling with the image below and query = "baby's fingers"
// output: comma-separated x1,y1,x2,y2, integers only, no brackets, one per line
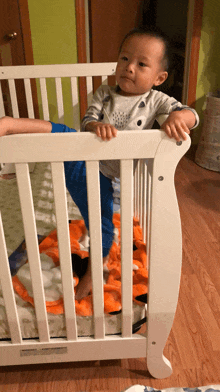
111,127,117,138
105,126,114,140
165,123,189,141
175,122,190,141
95,126,101,138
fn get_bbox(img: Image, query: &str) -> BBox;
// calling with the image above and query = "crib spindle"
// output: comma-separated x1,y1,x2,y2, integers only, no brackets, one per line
0,82,5,117
24,79,35,119
70,76,80,131
136,160,141,219
86,76,93,107
139,160,144,231
101,76,108,85
146,159,153,269
0,212,22,344
134,162,138,219
86,160,105,339
70,77,79,107
120,159,133,338
51,162,78,340
39,78,50,121
8,79,19,118
15,163,50,342
142,160,147,243
55,77,64,122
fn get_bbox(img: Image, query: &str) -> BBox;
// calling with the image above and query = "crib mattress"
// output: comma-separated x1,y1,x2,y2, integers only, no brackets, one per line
0,163,147,340
0,287,145,340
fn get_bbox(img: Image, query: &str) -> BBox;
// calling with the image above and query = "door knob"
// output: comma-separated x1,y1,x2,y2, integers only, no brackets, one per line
5,32,18,41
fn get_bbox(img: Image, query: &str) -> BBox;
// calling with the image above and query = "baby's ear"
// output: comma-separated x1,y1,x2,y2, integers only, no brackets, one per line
154,71,168,87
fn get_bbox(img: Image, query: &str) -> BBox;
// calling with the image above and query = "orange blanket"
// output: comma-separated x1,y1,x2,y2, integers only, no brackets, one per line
12,213,148,316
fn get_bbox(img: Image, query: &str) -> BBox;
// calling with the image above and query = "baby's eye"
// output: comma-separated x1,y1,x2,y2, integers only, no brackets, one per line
121,56,128,61
139,62,147,67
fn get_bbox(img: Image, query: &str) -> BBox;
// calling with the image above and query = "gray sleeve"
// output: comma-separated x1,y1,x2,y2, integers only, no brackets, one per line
154,92,199,129
81,85,104,132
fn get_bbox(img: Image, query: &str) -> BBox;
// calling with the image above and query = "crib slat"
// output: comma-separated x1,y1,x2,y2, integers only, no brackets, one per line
24,79,35,118
0,82,5,117
147,159,153,269
39,78,50,120
51,162,77,340
101,76,108,85
86,160,105,339
8,79,19,118
142,160,147,243
86,76,93,107
120,159,133,338
55,77,64,122
136,160,140,219
15,163,50,342
0,212,22,344
70,76,80,131
71,77,79,107
134,163,138,218
139,160,144,230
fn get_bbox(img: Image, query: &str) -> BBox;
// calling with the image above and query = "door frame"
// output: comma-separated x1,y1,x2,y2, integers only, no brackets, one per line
182,0,204,106
17,0,35,65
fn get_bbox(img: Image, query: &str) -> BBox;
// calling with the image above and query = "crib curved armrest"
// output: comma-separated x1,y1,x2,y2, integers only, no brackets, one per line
146,130,191,378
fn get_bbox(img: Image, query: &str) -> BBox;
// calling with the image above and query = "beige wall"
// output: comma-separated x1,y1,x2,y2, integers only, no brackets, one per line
27,0,78,127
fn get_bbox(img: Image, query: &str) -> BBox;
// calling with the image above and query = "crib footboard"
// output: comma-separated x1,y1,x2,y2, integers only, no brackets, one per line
0,129,190,378
0,63,191,378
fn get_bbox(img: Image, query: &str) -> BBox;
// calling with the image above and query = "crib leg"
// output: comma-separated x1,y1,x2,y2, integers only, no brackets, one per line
145,306,172,378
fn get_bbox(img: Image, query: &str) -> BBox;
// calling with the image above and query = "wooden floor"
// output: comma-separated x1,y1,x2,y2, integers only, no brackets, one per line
0,153,220,392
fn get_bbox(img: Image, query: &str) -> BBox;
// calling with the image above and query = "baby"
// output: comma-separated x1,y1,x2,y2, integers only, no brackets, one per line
0,28,199,300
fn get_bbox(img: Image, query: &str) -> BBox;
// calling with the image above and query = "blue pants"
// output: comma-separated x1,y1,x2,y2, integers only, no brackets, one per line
51,123,114,257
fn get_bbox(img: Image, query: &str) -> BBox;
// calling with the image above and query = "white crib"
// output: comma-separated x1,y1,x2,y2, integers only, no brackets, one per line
0,63,190,378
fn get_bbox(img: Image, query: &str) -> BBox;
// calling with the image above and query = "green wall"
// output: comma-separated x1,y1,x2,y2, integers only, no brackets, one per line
27,0,78,127
195,0,220,144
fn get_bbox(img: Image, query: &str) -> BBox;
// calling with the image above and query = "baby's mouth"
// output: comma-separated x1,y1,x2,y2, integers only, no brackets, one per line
121,76,133,82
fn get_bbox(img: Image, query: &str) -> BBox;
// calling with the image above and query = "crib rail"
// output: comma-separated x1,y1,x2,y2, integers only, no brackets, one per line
0,63,115,175
0,63,116,123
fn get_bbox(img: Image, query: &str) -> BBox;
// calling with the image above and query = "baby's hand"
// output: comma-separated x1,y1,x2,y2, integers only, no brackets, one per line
0,116,10,137
161,111,190,142
95,122,117,141
91,122,117,141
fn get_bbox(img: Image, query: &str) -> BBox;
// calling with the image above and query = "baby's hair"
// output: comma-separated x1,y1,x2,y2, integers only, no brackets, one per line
119,27,171,72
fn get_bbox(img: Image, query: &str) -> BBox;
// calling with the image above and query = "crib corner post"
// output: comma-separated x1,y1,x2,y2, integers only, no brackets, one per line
146,134,191,379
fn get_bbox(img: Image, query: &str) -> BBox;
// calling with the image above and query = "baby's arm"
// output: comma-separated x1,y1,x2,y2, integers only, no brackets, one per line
85,121,117,141
160,109,196,142
0,116,52,137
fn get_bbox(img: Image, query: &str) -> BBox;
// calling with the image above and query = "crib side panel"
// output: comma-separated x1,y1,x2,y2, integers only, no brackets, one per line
0,136,148,362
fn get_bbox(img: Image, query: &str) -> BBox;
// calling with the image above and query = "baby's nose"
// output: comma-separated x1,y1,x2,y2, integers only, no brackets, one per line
126,62,135,73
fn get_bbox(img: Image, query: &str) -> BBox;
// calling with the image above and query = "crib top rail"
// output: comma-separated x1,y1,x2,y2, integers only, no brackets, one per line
0,130,191,164
0,63,117,79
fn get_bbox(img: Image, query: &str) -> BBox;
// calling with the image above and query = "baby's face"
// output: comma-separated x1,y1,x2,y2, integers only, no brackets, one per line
116,35,168,96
